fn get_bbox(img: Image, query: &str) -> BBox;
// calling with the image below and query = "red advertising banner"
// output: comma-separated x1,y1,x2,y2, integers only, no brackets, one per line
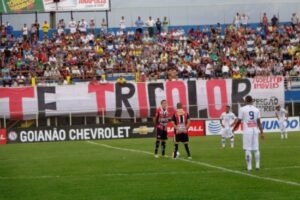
167,120,205,137
0,129,7,145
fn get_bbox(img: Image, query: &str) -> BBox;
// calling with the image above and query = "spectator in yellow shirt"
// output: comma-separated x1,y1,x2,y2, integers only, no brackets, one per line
42,21,49,38
116,75,127,84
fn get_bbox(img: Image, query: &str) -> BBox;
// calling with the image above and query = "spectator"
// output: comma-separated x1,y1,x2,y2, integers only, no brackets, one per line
57,19,65,35
135,16,144,34
79,19,88,33
22,23,28,41
69,18,77,34
241,13,249,27
42,20,49,38
291,13,299,30
146,16,155,37
233,12,241,28
156,18,162,34
162,17,169,32
101,18,108,33
119,16,126,30
116,75,127,84
2,73,12,87
89,18,96,34
271,15,279,26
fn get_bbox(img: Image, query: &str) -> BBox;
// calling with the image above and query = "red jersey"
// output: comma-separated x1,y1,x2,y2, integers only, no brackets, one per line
155,107,169,129
172,110,190,133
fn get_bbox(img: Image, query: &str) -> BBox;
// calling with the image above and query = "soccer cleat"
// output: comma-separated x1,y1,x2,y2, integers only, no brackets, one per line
154,154,159,158
187,156,192,160
256,168,260,171
162,155,168,158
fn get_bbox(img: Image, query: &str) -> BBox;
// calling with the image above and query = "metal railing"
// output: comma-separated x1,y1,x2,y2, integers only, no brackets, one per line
0,102,298,129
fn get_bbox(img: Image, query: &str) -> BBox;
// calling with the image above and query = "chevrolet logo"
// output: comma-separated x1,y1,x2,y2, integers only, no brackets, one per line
133,126,155,135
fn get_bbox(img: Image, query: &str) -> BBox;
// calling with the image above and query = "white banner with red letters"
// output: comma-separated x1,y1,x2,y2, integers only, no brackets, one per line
0,77,284,120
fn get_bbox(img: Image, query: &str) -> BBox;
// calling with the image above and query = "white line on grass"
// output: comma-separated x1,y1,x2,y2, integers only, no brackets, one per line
86,141,300,187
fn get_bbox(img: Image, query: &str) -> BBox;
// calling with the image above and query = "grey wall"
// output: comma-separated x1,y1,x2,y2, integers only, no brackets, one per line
3,0,300,30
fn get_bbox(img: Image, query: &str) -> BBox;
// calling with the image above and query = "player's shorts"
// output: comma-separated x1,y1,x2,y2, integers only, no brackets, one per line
279,120,287,131
243,129,259,151
156,128,168,140
174,133,189,143
221,128,234,138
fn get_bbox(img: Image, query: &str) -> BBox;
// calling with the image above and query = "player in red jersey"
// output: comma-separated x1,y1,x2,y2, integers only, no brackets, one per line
171,102,191,159
153,100,169,158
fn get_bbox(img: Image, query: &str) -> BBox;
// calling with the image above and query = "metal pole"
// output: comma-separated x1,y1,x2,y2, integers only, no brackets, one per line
292,100,295,117
4,115,6,129
55,117,58,126
0,13,2,26
69,113,72,126
134,110,137,123
106,10,109,28
36,113,39,127
102,109,105,124
84,116,87,125
35,11,38,22
70,11,73,20
96,116,100,124
47,118,51,126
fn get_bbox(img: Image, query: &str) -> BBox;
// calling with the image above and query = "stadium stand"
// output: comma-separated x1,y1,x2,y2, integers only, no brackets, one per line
1,13,300,86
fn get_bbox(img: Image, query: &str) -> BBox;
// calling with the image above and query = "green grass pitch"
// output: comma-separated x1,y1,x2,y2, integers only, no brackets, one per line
0,133,300,200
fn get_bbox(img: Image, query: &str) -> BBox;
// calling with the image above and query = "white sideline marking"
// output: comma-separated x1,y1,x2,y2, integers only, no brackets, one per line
86,141,300,187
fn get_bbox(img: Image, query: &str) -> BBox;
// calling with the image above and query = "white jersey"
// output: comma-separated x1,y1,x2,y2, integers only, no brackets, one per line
276,108,287,121
238,105,261,132
220,112,236,129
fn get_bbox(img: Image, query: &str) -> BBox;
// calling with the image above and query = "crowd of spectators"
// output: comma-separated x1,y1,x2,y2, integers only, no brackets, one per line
1,13,300,87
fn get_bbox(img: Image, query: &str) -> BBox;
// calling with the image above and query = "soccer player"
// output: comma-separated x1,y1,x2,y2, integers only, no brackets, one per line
275,105,288,139
171,102,191,159
153,100,169,158
233,95,264,171
220,105,237,148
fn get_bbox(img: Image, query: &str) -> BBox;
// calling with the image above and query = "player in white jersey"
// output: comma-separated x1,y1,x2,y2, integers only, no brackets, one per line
275,105,288,139
233,95,264,171
220,105,237,148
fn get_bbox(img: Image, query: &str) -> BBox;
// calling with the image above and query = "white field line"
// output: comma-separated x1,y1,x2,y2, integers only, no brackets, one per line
86,141,300,187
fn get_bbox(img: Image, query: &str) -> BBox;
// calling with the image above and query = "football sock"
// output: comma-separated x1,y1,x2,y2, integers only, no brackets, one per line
154,141,160,154
285,131,288,139
254,150,260,169
221,137,226,147
230,136,234,148
173,144,179,158
245,150,252,170
184,143,191,157
161,141,166,156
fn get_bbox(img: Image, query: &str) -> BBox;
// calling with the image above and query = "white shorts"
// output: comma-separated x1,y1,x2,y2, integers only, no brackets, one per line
279,120,287,131
243,129,259,151
221,128,233,138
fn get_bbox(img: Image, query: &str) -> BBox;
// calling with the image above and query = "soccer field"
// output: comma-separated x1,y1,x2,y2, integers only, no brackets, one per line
0,133,300,200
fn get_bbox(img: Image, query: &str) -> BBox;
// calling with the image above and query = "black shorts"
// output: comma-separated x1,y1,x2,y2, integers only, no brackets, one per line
174,133,189,143
156,128,168,140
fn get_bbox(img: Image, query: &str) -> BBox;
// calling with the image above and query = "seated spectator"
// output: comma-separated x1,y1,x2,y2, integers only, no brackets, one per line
2,73,12,87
